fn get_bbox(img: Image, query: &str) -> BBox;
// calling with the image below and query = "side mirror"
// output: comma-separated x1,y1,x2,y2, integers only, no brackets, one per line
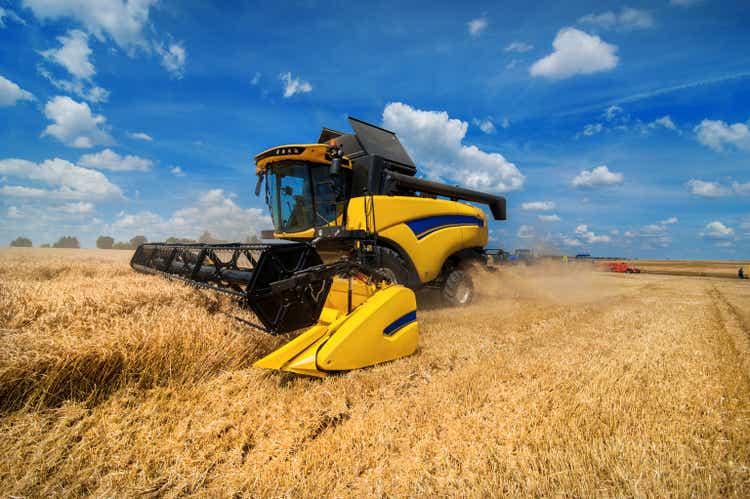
330,157,341,176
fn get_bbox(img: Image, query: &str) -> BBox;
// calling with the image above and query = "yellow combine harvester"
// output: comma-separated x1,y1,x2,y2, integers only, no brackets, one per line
131,118,507,377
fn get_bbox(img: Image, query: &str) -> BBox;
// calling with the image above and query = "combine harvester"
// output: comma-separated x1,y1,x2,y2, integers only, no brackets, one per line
131,118,507,377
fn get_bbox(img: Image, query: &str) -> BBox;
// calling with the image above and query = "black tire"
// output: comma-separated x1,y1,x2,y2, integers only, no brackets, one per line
374,247,411,285
442,269,474,306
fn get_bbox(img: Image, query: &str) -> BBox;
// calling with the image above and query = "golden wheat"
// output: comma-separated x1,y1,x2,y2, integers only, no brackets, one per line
1,248,749,496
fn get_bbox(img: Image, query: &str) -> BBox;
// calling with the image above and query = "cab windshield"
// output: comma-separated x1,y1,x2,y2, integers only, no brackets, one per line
266,161,348,233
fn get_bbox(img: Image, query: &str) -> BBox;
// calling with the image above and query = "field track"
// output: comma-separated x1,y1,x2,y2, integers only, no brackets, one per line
1,248,749,496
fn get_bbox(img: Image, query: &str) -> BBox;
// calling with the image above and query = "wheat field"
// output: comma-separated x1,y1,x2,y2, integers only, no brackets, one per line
1,248,749,496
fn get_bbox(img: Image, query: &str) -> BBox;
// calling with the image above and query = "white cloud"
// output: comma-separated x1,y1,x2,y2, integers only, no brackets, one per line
0,75,34,106
382,102,524,192
670,0,702,6
538,214,560,222
111,189,271,241
575,224,611,243
0,7,26,27
687,179,750,197
279,72,312,98
571,165,623,188
501,118,510,129
504,41,533,53
694,119,750,151
37,65,109,103
581,123,604,136
170,165,185,176
687,179,732,197
250,72,261,85
42,96,112,148
517,225,535,239
521,201,555,211
562,236,582,247
79,149,153,171
467,17,488,37
60,201,94,214
37,30,111,103
653,116,677,131
157,42,186,79
472,118,496,134
22,0,157,51
578,8,654,30
127,131,152,141
530,28,618,79
660,217,678,225
604,105,623,121
0,157,123,201
700,221,733,239
41,29,94,79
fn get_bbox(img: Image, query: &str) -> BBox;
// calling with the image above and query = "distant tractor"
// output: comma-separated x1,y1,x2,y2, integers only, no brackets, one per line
599,261,640,274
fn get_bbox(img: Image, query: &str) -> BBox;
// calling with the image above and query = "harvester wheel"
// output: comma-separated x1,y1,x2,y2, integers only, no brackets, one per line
374,247,410,285
442,269,474,306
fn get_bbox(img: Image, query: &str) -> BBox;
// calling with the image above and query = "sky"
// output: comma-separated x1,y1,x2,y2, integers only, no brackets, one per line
0,0,748,258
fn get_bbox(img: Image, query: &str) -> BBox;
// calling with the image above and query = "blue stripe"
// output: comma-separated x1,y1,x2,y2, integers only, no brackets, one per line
383,310,417,336
405,215,484,240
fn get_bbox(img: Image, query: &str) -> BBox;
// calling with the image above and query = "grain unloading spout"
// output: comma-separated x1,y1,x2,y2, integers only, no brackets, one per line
130,242,418,376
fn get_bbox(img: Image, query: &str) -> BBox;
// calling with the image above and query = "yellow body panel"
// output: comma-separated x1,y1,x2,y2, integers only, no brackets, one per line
272,196,487,283
253,277,418,376
254,143,352,174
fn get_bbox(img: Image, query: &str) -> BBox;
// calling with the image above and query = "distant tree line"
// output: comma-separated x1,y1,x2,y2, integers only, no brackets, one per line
11,231,261,249
9,236,80,248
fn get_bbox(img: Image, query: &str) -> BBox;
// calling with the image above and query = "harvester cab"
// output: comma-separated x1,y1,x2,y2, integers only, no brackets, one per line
131,117,507,377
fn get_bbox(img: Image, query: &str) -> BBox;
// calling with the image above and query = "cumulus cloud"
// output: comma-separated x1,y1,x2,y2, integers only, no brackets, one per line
22,0,157,51
0,157,123,201
41,29,94,79
700,221,733,239
575,224,611,244
279,72,312,98
37,30,112,103
694,119,750,151
521,201,555,211
127,131,152,141
472,118,496,134
467,17,488,37
0,75,34,106
687,178,750,197
42,96,112,148
382,102,524,192
79,149,153,171
538,214,561,222
504,41,533,53
687,179,732,197
112,189,271,241
157,42,186,79
38,65,110,103
60,201,94,214
530,28,618,79
571,165,623,188
170,165,185,176
578,8,654,30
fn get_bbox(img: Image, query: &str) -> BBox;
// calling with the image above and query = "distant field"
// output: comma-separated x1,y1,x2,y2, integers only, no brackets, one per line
1,248,749,496
621,259,748,279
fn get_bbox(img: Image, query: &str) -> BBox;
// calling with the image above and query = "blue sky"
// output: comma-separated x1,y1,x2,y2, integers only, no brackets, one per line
1,0,748,258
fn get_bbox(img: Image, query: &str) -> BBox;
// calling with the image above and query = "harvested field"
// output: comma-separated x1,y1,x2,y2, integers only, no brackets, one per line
1,248,749,496
619,259,748,279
